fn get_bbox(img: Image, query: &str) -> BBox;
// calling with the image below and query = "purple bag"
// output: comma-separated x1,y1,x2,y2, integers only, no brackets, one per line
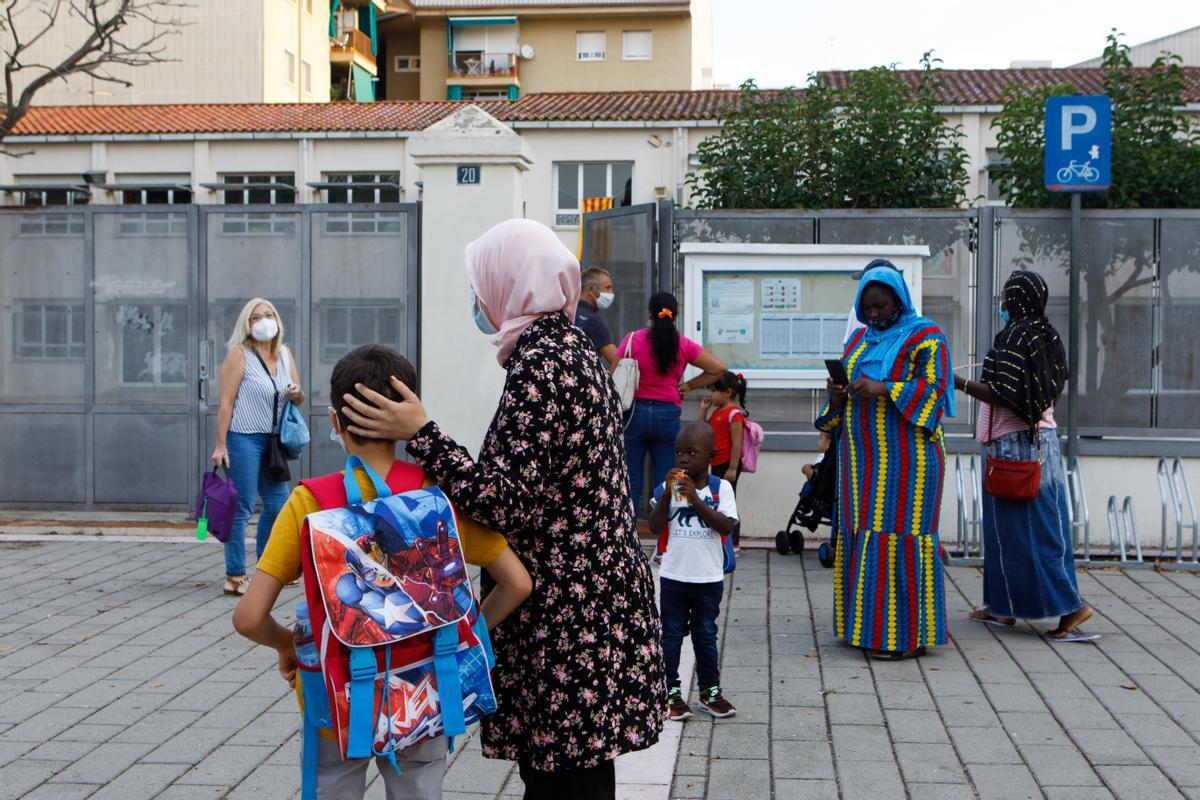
194,467,238,543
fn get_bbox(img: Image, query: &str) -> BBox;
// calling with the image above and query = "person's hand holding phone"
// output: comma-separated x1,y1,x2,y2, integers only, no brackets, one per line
825,359,850,409
826,377,848,409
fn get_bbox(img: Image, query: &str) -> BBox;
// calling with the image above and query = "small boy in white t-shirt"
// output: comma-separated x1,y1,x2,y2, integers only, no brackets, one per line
648,421,739,721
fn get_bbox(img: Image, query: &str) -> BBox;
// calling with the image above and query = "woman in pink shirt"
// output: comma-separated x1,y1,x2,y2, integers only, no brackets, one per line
618,292,726,514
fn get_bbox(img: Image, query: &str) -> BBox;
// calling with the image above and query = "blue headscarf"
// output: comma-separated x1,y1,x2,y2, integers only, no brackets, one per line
851,265,955,419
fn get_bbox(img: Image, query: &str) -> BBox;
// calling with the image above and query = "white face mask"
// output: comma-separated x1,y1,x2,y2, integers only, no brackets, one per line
328,408,346,452
597,291,615,310
250,318,278,343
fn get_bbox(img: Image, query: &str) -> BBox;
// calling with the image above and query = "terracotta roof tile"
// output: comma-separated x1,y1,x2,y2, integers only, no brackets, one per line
12,100,485,136
11,68,1200,137
817,67,1200,105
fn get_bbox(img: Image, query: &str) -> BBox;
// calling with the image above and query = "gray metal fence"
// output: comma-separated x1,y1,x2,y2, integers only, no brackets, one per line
0,204,420,509
668,206,1200,456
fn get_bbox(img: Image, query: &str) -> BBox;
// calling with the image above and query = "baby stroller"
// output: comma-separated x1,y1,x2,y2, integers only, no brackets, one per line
775,444,838,568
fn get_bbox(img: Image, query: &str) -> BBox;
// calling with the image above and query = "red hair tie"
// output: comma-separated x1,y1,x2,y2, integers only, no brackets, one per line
736,373,744,380
657,308,674,319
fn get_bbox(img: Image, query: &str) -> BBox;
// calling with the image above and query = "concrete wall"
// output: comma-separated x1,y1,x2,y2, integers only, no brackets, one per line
689,0,714,90
519,126,703,250
419,23,452,101
4,0,331,106
513,14,693,94
384,30,423,101
262,0,332,103
8,1,263,105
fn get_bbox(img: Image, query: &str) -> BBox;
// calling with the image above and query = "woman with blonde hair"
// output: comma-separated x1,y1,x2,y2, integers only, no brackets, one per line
211,298,304,596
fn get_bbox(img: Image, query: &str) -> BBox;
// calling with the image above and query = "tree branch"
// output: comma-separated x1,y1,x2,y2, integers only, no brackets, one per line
0,0,190,141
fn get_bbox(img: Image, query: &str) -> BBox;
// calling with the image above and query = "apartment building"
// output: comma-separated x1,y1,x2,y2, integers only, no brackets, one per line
8,0,392,105
377,0,714,101
10,0,708,106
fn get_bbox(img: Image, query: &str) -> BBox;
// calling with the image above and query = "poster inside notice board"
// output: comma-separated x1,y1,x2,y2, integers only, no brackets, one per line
702,270,859,370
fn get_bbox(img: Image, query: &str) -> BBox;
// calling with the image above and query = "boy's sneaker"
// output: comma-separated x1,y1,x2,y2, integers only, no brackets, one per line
667,687,692,721
699,686,736,718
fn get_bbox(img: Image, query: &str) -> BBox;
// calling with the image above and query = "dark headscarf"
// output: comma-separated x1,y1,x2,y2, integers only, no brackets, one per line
979,270,1068,427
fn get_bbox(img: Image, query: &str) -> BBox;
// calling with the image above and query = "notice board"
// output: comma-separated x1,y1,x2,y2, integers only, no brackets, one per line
681,244,928,389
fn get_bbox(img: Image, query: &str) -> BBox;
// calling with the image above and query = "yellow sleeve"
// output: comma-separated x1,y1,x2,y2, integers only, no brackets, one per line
257,485,321,583
419,477,507,567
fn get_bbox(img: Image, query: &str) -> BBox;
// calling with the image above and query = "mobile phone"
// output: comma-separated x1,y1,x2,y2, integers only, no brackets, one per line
825,359,850,387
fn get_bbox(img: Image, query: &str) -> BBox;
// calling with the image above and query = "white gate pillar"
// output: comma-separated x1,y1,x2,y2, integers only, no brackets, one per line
408,105,533,454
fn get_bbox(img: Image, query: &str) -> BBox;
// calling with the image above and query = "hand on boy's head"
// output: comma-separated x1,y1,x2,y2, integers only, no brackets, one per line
342,376,429,442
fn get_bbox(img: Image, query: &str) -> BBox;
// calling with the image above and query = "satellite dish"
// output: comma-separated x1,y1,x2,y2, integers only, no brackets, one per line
519,43,535,60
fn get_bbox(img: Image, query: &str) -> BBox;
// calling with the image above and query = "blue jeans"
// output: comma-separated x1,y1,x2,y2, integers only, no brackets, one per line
225,431,290,577
624,399,681,514
660,577,724,691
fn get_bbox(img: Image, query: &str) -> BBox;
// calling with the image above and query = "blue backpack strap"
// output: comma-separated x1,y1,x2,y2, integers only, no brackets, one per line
472,610,495,669
709,475,737,573
342,455,392,506
432,625,467,738
299,670,331,800
301,715,319,800
346,648,377,758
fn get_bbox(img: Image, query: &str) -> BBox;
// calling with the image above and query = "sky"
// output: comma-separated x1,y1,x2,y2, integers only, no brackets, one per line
710,1,1195,88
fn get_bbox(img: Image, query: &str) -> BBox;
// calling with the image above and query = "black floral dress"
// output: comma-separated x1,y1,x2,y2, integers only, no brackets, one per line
407,312,666,771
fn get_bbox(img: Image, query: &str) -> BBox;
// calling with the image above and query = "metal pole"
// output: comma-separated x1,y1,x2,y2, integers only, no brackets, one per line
1067,192,1081,464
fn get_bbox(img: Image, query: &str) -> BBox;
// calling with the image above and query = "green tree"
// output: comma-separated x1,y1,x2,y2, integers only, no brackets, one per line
991,31,1200,209
687,54,970,210
989,32,1200,417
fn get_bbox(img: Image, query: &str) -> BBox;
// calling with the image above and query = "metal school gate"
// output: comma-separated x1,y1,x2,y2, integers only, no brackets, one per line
0,204,420,509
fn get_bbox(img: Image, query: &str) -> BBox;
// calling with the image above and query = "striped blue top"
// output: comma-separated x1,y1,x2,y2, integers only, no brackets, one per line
230,346,291,434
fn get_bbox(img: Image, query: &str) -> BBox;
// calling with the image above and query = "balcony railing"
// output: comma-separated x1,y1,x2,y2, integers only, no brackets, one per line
332,28,375,65
447,51,518,79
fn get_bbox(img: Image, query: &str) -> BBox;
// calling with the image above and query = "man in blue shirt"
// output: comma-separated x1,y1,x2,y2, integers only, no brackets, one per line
576,267,618,368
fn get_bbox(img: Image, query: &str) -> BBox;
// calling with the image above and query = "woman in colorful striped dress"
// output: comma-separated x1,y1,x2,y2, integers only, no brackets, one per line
816,264,955,660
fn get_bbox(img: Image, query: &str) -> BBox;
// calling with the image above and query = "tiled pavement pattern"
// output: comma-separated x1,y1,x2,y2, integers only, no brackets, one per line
3,540,1200,799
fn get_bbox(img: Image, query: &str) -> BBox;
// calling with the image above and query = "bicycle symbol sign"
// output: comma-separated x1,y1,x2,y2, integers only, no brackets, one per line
1044,96,1112,192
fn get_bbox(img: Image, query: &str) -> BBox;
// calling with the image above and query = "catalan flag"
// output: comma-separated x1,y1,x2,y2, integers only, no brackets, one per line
577,196,614,260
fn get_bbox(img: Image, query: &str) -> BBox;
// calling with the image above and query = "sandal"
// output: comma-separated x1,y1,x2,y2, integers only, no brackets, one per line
868,646,926,661
223,575,250,596
1045,628,1100,643
1045,605,1097,642
969,608,1015,627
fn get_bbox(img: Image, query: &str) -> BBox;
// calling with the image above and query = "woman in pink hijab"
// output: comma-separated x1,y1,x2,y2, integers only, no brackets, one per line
341,219,665,799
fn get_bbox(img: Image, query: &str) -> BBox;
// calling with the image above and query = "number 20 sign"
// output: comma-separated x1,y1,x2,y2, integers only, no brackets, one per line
457,165,481,185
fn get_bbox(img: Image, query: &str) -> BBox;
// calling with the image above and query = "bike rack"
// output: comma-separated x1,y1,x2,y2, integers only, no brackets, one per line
1106,495,1143,563
1156,458,1198,563
954,453,983,559
1063,455,1091,561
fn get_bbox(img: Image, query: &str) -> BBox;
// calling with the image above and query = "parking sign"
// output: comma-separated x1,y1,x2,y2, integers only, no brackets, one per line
1044,96,1112,192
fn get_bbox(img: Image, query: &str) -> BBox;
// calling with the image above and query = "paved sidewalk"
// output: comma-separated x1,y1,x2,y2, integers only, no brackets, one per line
3,539,1200,799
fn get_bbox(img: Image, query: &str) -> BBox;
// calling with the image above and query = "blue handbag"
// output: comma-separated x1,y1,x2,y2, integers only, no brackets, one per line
280,400,310,460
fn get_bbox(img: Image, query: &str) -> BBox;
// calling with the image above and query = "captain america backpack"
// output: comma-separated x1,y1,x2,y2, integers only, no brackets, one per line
293,456,497,800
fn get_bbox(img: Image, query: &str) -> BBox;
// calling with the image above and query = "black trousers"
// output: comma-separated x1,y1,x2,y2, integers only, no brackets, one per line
518,757,616,800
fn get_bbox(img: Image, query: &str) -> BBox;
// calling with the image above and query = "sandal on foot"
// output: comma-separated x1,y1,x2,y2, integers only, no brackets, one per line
969,608,1015,627
223,575,249,596
1045,628,1100,643
869,646,926,661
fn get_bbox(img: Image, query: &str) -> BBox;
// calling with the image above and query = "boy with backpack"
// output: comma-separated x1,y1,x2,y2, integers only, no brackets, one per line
233,344,532,799
648,420,738,722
